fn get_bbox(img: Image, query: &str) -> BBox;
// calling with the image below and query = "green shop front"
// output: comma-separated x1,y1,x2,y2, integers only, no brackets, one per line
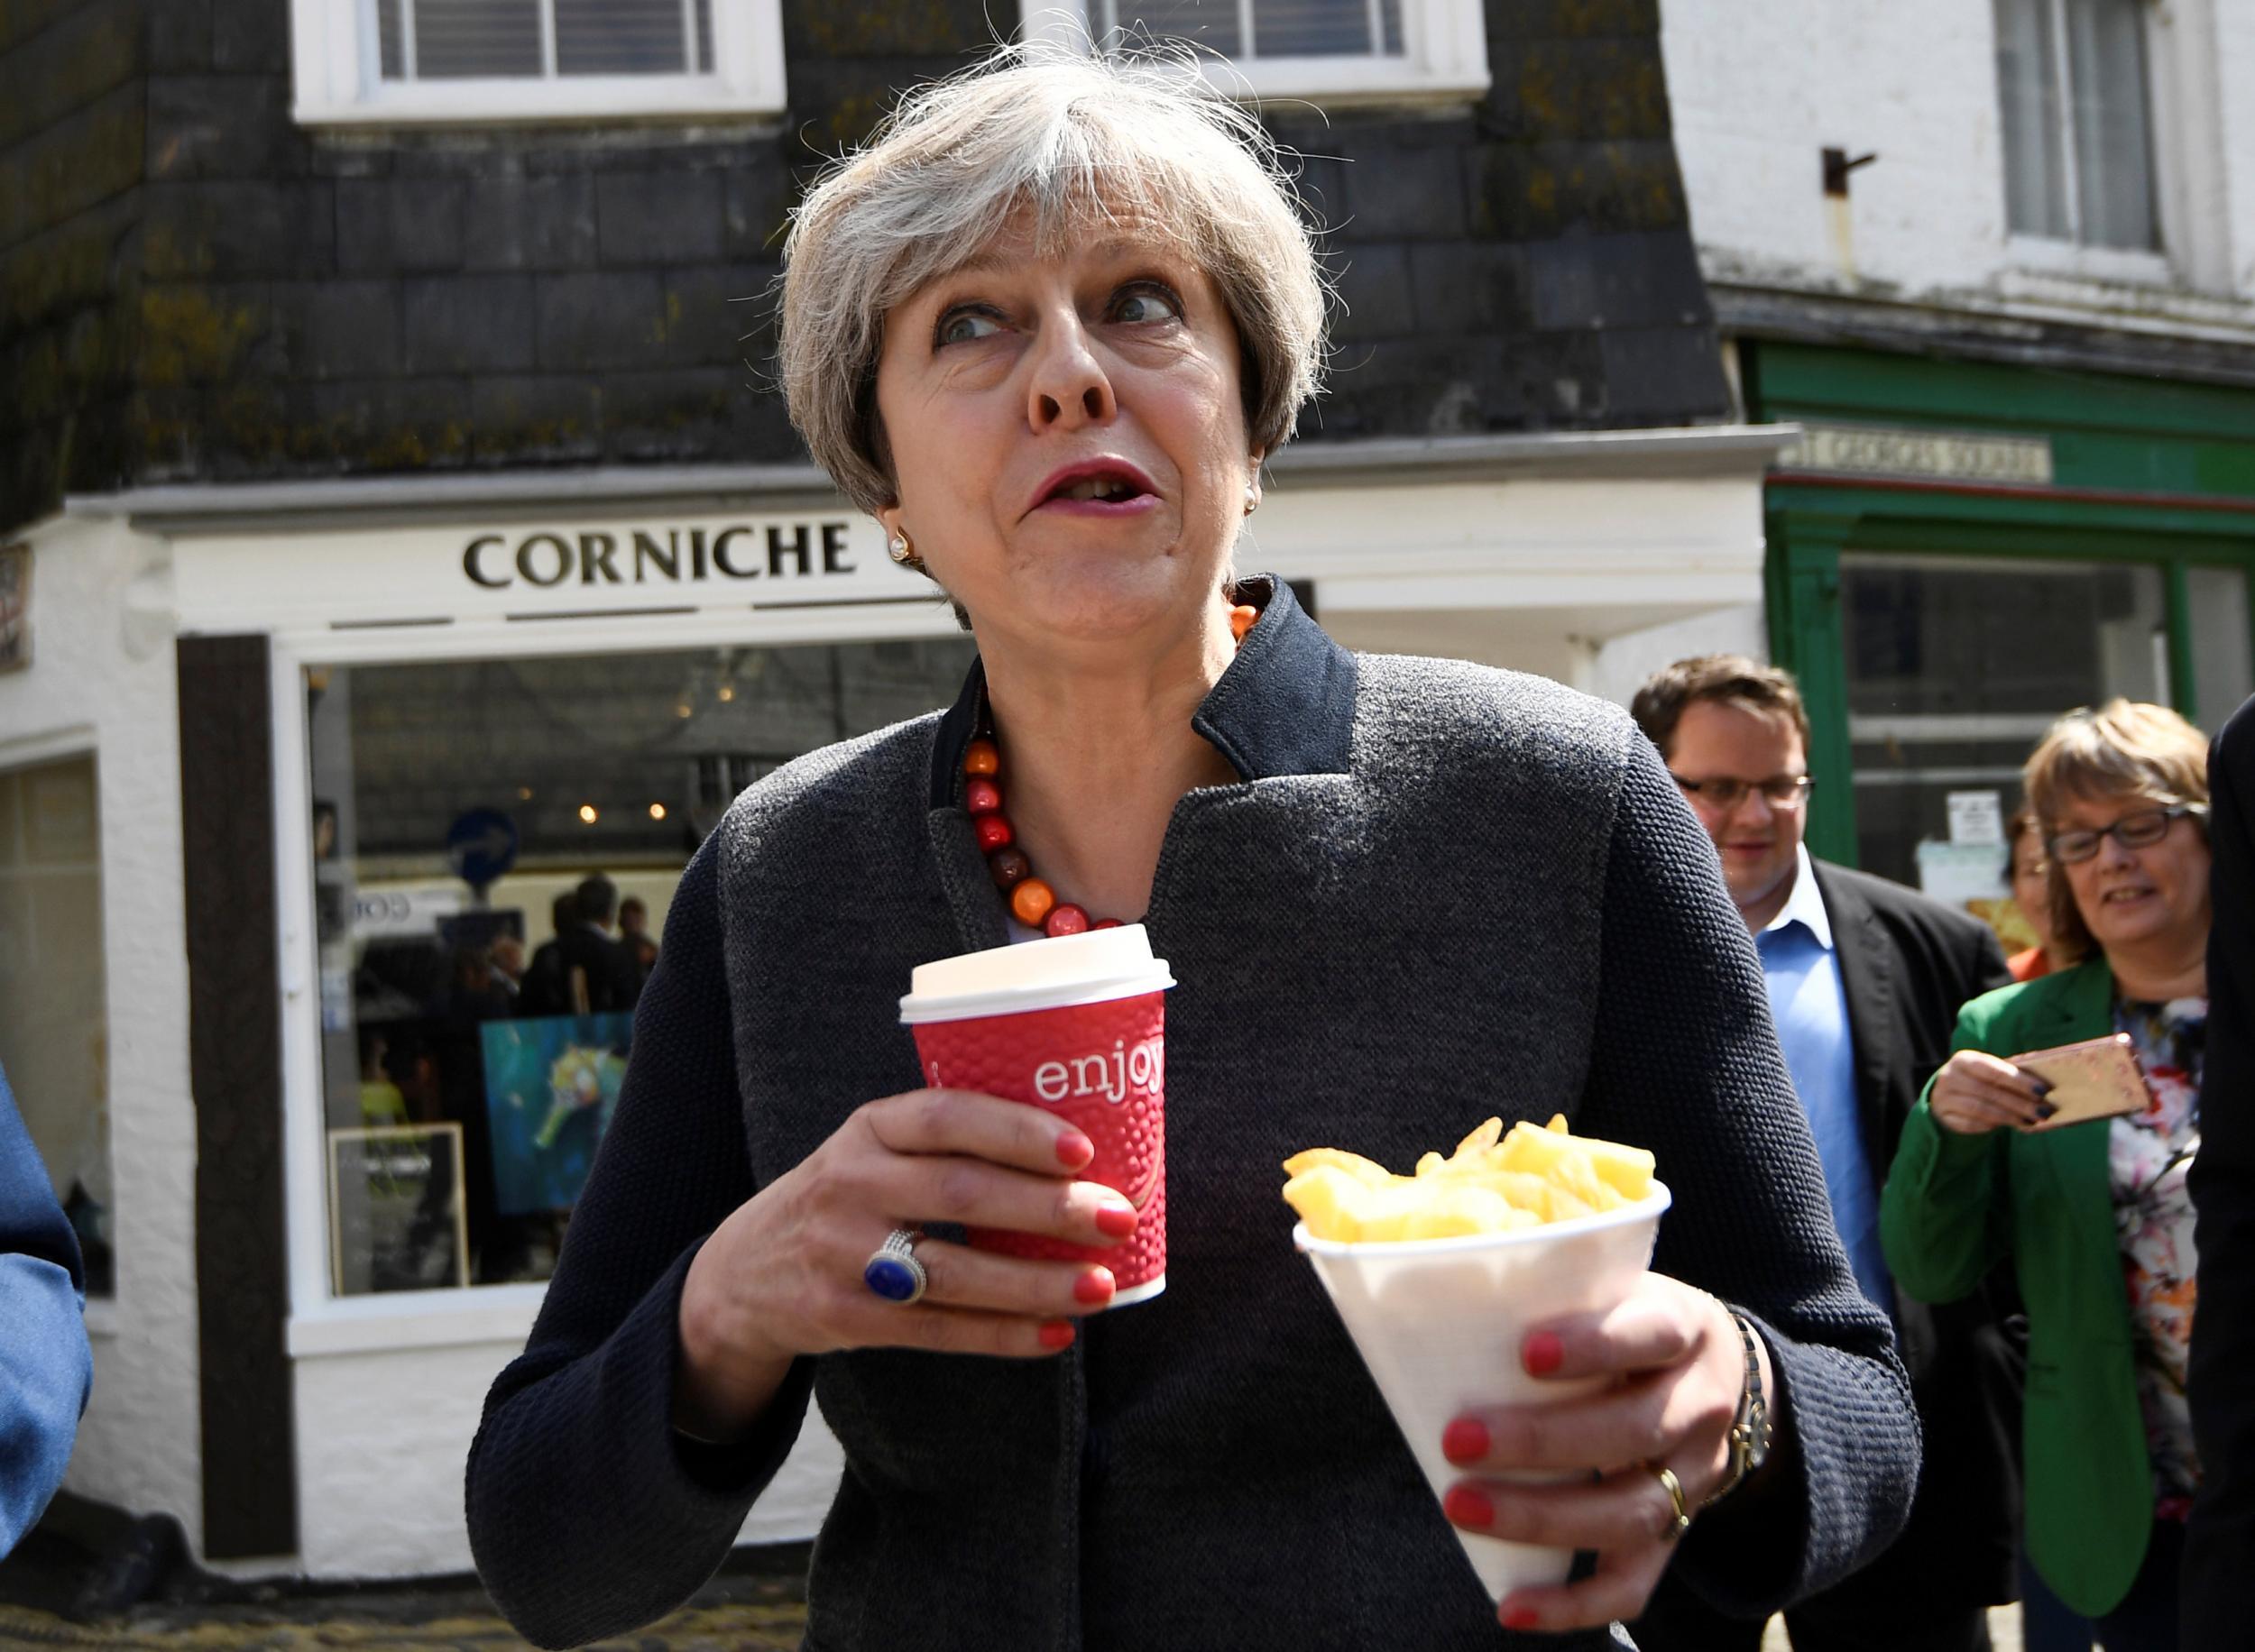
1748,342,2255,912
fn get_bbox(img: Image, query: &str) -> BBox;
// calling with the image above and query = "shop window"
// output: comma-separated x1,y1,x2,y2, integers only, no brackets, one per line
290,0,786,126
1993,0,2159,252
1838,553,2169,901
306,636,975,1295
2188,565,2255,730
0,753,113,1297
1024,0,1488,106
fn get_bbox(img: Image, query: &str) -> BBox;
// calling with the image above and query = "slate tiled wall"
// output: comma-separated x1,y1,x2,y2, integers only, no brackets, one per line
1,0,1726,533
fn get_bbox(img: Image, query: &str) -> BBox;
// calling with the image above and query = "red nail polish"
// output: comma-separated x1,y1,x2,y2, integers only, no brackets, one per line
1056,1130,1094,1168
1037,1320,1076,1350
1074,1268,1116,1306
1523,1330,1563,1375
1501,1605,1541,1631
1442,1418,1490,1465
1094,1202,1138,1240
1442,1484,1494,1528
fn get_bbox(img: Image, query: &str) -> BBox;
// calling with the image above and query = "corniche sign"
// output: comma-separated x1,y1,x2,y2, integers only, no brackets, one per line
462,519,860,591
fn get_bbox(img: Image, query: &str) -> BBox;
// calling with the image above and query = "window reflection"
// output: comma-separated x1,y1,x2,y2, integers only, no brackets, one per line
308,636,976,1293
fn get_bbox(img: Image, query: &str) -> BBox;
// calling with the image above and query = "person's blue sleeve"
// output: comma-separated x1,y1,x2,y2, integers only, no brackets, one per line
0,1064,93,1557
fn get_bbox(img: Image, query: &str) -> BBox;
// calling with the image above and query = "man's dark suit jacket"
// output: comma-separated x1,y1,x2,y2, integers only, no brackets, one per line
1804,860,2020,1612
2186,692,2254,1639
1640,858,2017,1645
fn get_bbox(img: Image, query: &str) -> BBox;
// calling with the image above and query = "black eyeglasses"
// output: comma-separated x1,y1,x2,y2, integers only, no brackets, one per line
1670,774,1816,812
2046,803,2206,866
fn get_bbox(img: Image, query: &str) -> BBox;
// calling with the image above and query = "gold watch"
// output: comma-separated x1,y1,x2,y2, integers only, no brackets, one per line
1705,1310,1772,1508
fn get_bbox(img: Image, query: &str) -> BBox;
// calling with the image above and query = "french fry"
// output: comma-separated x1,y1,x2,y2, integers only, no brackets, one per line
1283,1116,1657,1241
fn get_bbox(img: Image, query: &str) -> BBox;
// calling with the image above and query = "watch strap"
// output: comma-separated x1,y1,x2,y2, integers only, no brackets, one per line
1704,1308,1771,1509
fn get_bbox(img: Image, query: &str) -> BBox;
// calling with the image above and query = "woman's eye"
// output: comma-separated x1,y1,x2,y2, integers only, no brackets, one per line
936,308,1003,346
1113,285,1182,325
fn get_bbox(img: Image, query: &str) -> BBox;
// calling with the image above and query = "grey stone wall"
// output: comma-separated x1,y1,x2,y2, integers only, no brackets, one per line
0,0,1726,534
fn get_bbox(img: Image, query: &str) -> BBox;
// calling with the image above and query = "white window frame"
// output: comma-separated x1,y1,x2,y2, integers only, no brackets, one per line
1021,1,1489,109
290,0,787,128
260,552,963,1322
1996,0,2230,295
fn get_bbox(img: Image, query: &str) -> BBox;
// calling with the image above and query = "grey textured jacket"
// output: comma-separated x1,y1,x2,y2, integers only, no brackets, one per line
466,580,1918,1650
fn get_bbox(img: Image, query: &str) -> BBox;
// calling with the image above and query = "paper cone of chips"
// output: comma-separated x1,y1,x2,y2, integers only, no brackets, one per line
1286,1118,1671,1602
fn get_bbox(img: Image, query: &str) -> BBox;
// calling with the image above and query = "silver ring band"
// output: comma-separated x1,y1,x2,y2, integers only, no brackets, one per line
862,1226,928,1306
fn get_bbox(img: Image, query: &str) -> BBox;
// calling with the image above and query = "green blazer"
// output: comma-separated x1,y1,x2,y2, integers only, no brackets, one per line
1880,959,2151,1619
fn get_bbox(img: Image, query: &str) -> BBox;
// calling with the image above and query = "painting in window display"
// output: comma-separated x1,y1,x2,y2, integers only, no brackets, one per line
481,1013,633,1216
327,1123,469,1294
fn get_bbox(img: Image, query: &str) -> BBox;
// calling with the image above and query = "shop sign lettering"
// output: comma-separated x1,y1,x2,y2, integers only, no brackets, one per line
1776,424,2053,486
462,521,858,592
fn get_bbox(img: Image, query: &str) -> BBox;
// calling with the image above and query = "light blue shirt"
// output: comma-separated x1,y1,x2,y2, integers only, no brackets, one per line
1755,848,1893,1314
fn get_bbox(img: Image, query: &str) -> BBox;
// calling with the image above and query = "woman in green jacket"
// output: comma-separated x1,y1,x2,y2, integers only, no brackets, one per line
1881,701,2211,1652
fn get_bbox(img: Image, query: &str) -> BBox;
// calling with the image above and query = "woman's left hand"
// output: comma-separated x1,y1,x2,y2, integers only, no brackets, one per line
1436,1271,1763,1635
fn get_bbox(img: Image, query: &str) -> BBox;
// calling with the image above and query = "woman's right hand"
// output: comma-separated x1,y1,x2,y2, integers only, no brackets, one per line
672,1088,1136,1441
1927,1051,2054,1136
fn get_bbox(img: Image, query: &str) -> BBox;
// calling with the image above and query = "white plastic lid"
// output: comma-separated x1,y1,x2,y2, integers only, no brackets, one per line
899,923,1174,1023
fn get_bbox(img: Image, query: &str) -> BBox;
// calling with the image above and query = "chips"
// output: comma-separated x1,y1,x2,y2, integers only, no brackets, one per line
1281,1115,1657,1243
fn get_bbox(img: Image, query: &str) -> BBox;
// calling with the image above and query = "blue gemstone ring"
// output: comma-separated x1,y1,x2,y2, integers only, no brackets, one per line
862,1227,928,1305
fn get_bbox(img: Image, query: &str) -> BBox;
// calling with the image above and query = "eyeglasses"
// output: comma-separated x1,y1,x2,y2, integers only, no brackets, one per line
2046,803,2206,866
1669,774,1816,812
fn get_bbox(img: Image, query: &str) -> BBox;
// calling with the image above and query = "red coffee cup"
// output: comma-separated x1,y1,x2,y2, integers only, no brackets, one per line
899,926,1174,1306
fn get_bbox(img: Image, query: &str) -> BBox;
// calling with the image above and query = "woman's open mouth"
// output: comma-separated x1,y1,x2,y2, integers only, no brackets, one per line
1029,461,1160,517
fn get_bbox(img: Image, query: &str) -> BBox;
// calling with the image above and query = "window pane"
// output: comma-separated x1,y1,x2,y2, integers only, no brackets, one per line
2065,0,2158,249
308,637,976,1292
411,0,543,78
1106,0,1244,59
0,755,113,1298
378,0,406,78
1993,0,2070,237
2189,565,2254,732
695,0,713,73
1840,554,2168,889
1252,0,1374,56
556,0,694,76
1381,0,1402,55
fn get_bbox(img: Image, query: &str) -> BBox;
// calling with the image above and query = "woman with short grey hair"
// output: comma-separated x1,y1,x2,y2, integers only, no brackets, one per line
467,46,1917,1650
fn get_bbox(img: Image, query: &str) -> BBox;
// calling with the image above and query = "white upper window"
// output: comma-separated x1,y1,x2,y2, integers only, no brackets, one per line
1023,0,1488,106
1993,0,2159,252
291,0,787,126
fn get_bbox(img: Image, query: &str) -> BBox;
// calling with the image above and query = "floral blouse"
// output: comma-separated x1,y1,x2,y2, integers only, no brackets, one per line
2110,995,2205,1518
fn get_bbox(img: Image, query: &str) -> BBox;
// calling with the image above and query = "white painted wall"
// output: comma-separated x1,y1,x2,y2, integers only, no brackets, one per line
1659,0,2255,323
0,513,205,1549
292,1331,844,1577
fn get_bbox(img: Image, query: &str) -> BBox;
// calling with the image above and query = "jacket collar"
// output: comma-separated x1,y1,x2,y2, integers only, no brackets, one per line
2041,954,2117,1036
1807,858,1898,1168
926,574,1358,807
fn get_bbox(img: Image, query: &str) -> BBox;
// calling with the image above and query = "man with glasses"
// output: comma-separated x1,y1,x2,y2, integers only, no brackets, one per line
1626,656,2015,1652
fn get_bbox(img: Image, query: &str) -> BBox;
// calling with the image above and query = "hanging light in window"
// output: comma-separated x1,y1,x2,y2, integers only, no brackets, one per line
648,803,667,821
578,803,599,824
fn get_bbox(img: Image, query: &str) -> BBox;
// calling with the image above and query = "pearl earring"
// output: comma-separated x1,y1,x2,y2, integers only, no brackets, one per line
1243,482,1259,516
888,528,915,565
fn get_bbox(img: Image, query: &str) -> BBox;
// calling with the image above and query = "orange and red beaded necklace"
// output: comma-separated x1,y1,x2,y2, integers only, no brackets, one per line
963,602,1258,937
